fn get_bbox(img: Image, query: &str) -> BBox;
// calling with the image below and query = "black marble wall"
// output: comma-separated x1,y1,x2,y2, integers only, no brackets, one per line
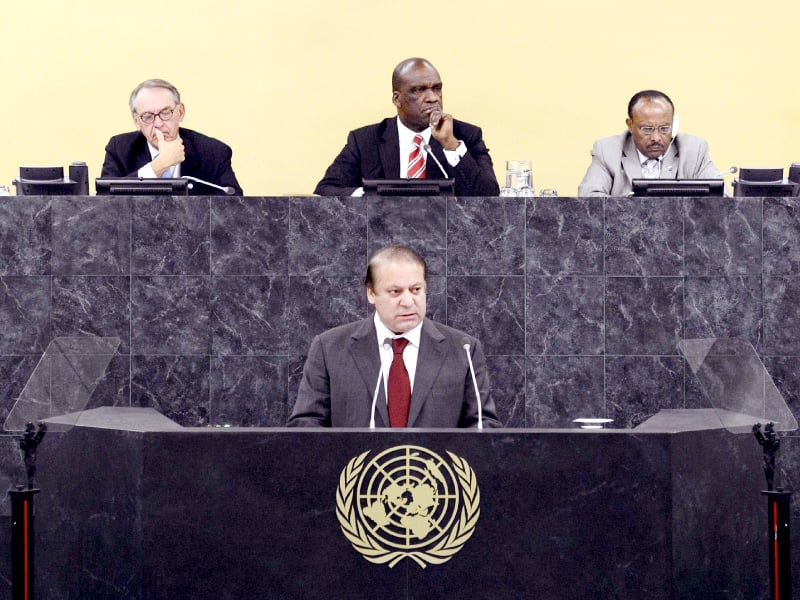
1,194,800,493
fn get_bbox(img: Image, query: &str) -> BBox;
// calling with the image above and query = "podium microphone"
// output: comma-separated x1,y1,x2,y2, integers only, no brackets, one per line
461,338,483,430
716,166,738,176
181,175,236,195
370,338,393,429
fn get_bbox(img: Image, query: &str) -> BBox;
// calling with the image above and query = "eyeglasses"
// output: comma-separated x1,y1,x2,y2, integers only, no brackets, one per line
135,106,177,125
639,125,672,136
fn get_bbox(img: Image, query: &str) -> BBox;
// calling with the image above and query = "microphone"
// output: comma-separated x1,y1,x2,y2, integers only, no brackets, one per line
370,338,393,429
421,141,449,178
461,337,483,430
181,175,236,195
716,166,738,176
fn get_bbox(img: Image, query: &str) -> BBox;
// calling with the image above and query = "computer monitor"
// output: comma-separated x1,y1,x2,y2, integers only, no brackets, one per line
13,163,89,196
631,179,725,197
95,177,189,196
732,180,798,197
362,179,455,196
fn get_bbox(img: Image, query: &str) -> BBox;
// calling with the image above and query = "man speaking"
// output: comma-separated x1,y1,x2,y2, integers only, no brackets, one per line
287,245,501,428
314,58,499,197
101,78,243,195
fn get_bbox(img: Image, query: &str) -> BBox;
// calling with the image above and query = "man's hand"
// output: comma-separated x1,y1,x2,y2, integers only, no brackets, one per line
429,110,460,151
151,128,185,176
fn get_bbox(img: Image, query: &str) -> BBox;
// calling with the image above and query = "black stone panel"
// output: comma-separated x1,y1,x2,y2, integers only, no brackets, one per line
763,276,800,355
51,275,131,353
447,196,525,275
289,196,367,277
131,275,212,355
684,276,763,349
132,196,209,275
606,277,684,355
210,196,289,275
526,196,604,276
485,354,525,428
131,355,210,426
446,276,525,356
0,196,50,275
605,196,684,276
526,275,604,355
684,196,762,276
763,196,800,275
0,275,50,354
368,196,447,275
210,355,289,427
211,275,289,356
51,196,131,276
526,355,606,427
605,356,684,428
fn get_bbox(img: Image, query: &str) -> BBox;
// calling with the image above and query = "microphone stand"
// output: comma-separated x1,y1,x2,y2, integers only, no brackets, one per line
9,421,47,600
753,422,791,600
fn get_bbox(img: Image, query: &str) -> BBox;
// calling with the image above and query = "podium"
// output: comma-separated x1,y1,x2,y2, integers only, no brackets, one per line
25,407,768,599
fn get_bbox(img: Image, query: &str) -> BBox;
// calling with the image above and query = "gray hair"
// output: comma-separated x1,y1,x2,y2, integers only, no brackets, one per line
129,79,181,113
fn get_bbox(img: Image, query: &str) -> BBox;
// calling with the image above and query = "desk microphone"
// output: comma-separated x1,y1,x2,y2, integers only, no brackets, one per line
370,338,393,429
716,166,738,176
421,141,450,179
182,175,236,195
461,338,483,430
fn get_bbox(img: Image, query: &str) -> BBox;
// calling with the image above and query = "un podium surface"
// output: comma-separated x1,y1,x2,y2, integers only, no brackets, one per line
33,407,765,600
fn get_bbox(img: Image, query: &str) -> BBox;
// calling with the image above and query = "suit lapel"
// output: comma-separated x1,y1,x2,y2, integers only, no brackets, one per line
621,134,642,184
662,137,679,179
348,317,389,427
379,119,401,179
178,129,201,178
406,319,447,427
424,138,447,181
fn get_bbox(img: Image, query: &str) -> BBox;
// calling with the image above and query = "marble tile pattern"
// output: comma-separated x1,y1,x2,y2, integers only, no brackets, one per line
0,194,798,438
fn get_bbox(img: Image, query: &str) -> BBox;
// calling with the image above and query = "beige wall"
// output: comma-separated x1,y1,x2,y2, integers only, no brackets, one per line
1,0,797,195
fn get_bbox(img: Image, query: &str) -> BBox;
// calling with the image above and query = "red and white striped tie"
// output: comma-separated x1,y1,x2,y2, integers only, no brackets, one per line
407,134,427,179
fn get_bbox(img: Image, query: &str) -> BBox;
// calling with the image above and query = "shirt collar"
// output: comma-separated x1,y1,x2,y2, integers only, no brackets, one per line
396,117,431,151
373,311,423,348
636,149,662,165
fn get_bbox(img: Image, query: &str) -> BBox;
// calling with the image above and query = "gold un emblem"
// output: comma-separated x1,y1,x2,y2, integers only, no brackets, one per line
336,445,480,568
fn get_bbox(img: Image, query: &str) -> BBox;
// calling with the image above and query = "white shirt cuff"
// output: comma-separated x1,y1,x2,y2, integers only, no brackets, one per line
443,141,466,167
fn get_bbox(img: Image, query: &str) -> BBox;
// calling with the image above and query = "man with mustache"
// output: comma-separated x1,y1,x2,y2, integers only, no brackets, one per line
314,57,499,197
578,90,719,197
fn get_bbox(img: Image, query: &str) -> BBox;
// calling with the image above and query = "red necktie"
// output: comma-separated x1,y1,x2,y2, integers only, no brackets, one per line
407,135,427,179
387,337,411,427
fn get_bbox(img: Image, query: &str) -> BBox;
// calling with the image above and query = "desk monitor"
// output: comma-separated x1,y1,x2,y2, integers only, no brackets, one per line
732,180,798,197
13,163,89,195
95,177,189,196
362,179,455,196
631,179,724,197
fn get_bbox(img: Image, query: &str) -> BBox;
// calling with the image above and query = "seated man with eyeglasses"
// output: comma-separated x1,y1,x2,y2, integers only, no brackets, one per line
101,78,243,195
578,89,719,197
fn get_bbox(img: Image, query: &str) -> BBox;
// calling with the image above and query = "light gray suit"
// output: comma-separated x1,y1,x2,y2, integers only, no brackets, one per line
287,316,501,428
578,131,719,197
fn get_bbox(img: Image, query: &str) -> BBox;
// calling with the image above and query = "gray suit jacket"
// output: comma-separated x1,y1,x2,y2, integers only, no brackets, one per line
287,316,501,428
578,131,719,197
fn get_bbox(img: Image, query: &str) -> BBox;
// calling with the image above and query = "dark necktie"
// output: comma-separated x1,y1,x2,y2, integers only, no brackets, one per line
407,135,427,179
387,337,411,427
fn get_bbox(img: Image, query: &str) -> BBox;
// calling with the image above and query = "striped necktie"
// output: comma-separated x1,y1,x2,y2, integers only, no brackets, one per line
407,135,427,179
387,337,411,427
642,158,660,179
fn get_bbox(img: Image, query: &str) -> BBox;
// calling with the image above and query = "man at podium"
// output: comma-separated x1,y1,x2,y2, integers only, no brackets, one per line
101,78,243,196
288,245,501,428
314,58,499,197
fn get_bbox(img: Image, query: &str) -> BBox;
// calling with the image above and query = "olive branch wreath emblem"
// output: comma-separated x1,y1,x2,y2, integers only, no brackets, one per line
335,447,480,568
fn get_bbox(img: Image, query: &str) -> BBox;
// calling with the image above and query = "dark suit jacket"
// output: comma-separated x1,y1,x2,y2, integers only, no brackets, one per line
101,127,243,196
314,117,500,197
287,316,502,428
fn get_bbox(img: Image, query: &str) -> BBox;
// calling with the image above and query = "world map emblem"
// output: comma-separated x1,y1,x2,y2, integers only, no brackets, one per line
336,445,480,568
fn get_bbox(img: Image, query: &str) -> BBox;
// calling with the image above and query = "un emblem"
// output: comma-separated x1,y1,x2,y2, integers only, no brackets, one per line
336,445,480,568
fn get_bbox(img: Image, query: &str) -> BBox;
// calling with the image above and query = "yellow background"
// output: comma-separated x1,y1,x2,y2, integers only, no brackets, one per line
1,1,797,196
